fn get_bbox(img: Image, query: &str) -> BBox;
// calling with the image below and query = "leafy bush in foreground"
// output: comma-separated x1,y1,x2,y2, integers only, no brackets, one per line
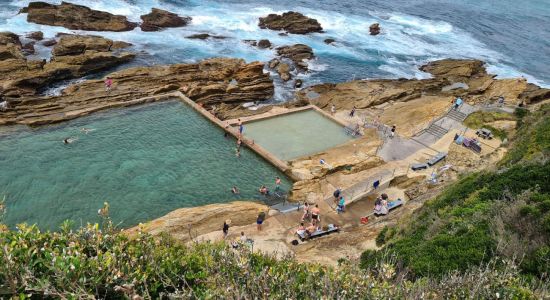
0,222,548,299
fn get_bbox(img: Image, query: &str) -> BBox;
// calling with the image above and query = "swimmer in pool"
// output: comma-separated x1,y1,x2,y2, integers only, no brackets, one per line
80,128,94,134
63,137,77,144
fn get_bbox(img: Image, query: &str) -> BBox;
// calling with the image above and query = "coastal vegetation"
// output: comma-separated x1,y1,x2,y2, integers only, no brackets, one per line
364,105,550,281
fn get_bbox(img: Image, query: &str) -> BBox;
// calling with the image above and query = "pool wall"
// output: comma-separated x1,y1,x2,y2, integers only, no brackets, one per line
171,92,295,179
229,105,349,129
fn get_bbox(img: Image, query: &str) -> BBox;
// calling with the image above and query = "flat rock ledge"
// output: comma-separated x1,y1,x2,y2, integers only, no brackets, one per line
22,1,137,32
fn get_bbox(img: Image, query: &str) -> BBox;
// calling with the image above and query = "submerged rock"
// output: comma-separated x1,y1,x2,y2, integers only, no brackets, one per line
324,38,336,44
140,8,191,32
369,23,381,35
259,11,323,34
186,33,227,40
24,2,137,32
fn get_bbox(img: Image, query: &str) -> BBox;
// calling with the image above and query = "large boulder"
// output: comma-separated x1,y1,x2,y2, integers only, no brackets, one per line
259,11,322,34
24,2,137,32
140,8,191,32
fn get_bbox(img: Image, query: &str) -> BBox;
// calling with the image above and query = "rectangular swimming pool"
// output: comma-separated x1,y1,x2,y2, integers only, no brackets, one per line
240,109,354,161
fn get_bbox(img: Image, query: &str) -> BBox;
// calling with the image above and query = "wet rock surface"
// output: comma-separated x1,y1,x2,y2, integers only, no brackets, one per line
259,11,322,34
140,8,191,32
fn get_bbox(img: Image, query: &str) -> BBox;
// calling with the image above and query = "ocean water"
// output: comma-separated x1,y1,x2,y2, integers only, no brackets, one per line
0,101,291,229
0,0,548,99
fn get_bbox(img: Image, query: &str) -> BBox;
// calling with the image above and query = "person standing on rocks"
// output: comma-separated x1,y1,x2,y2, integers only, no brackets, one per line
223,219,231,239
349,106,356,118
390,125,396,138
256,211,266,231
311,205,320,226
104,77,113,93
331,104,336,115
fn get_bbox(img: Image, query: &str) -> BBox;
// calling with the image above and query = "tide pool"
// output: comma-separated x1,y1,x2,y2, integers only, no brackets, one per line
0,101,290,230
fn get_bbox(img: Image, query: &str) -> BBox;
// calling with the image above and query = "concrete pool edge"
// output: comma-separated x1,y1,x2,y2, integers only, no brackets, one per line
170,91,295,180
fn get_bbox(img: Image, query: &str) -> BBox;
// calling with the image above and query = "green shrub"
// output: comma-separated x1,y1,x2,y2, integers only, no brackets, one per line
376,226,389,247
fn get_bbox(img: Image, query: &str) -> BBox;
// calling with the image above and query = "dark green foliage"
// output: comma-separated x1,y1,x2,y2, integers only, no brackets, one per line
502,104,550,165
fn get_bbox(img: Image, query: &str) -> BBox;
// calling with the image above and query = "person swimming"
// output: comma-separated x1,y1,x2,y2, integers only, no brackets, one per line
80,128,94,134
63,137,77,144
231,186,240,194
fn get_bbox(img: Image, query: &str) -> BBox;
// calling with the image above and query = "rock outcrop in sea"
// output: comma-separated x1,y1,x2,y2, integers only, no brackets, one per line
369,23,381,35
0,33,134,98
259,11,323,34
140,8,192,32
22,1,138,32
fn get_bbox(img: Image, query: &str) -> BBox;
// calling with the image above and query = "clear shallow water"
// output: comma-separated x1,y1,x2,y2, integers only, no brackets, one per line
0,101,290,230
0,0,547,101
242,110,353,161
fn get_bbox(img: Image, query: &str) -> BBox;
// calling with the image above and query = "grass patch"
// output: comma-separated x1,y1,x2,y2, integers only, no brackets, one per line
464,111,515,140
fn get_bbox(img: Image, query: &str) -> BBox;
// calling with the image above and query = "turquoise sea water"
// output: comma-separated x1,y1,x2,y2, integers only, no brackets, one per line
243,110,353,161
0,101,290,230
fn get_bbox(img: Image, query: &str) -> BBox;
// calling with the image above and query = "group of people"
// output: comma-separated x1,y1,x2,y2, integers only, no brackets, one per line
297,203,322,238
222,210,266,247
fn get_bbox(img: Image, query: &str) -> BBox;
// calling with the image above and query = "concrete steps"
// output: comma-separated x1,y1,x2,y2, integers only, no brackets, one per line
425,124,448,138
447,109,468,122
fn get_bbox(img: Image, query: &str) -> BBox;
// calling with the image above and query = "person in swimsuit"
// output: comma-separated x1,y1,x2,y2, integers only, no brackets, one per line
301,202,310,222
237,138,242,148
231,186,239,194
256,211,266,231
311,205,320,225
235,148,241,157
337,196,345,214
330,104,336,115
275,176,281,190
